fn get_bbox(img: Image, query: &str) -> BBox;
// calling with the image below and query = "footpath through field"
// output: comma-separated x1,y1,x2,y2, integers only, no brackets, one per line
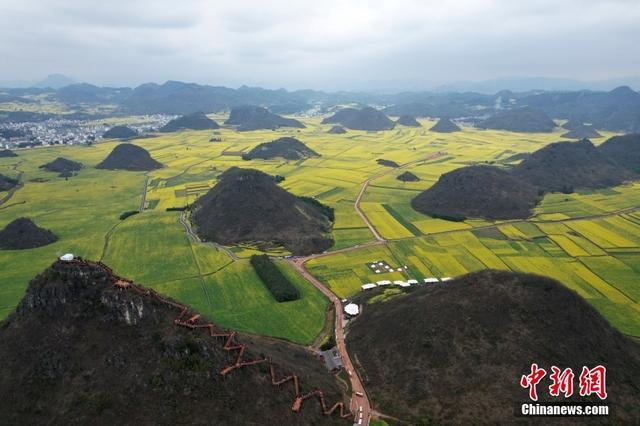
179,210,239,261
354,150,447,242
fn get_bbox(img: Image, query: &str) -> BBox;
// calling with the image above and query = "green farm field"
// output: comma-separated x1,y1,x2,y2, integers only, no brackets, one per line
1,115,639,341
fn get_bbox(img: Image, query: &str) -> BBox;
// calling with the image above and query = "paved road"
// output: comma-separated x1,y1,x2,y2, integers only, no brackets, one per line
289,257,372,426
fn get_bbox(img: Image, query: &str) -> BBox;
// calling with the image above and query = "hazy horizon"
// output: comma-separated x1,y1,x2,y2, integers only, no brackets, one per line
1,0,639,91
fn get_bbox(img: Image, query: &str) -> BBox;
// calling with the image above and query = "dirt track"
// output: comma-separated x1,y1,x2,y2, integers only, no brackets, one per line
289,257,372,425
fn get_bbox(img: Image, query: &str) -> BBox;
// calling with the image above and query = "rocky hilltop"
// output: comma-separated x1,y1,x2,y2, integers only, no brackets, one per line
0,218,58,250
102,125,138,139
96,144,163,171
562,118,584,130
190,167,334,255
396,171,420,182
0,260,347,424
0,173,19,191
39,157,83,177
512,139,632,192
160,112,220,132
412,165,540,220
327,125,347,134
429,117,460,133
242,137,319,161
396,115,421,127
412,137,639,221
322,107,395,131
598,133,640,175
225,106,305,131
561,123,602,139
0,149,17,157
347,270,640,424
478,106,556,132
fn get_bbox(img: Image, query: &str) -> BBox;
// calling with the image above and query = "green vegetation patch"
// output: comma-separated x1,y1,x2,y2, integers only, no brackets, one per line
250,254,300,302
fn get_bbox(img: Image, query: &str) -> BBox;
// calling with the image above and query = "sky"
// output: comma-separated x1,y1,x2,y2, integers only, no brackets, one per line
1,0,639,90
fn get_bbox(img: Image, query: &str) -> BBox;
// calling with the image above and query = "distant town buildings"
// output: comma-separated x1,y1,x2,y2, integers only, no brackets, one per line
0,114,173,149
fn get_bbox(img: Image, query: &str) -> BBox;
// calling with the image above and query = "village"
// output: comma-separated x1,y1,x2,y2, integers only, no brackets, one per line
0,114,172,149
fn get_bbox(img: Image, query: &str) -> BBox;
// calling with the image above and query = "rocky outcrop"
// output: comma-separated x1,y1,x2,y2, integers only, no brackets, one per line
0,260,346,424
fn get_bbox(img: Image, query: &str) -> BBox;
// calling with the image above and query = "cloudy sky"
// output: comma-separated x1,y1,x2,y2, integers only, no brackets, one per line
1,0,639,90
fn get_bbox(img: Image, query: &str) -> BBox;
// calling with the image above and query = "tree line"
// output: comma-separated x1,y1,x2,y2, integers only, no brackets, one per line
250,255,300,302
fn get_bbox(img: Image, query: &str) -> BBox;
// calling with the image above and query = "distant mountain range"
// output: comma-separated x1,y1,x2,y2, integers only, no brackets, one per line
1,78,639,132
0,73,78,90
3,74,639,93
433,76,640,93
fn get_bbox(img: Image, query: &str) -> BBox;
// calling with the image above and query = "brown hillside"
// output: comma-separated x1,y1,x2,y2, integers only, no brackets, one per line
0,173,19,191
598,133,640,175
96,144,163,171
39,157,83,177
429,117,460,133
411,165,540,220
0,217,58,250
190,167,334,255
0,259,348,424
512,139,632,192
347,270,640,424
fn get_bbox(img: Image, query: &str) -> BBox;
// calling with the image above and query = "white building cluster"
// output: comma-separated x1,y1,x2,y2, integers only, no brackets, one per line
360,276,455,291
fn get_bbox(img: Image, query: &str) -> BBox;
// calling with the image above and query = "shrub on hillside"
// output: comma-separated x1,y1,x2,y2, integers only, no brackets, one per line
376,159,400,168
297,196,334,222
429,212,466,222
119,210,139,220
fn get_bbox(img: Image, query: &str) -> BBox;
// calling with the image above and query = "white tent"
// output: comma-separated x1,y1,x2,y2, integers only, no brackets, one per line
59,253,74,262
361,283,377,290
424,277,439,283
344,303,360,316
394,280,410,287
377,280,392,286
407,279,419,284
441,277,453,282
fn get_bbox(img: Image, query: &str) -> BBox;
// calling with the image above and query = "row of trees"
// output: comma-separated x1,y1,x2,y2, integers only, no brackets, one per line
250,255,300,302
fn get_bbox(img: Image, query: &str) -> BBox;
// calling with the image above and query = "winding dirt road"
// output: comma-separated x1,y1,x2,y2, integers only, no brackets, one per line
353,151,447,242
354,178,385,243
284,150,448,425
289,257,372,425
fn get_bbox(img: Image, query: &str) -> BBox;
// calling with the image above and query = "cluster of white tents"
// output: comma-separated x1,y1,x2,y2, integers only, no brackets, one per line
369,261,408,274
361,276,452,290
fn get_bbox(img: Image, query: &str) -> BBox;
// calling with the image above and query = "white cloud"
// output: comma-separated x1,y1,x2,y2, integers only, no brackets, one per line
0,0,638,89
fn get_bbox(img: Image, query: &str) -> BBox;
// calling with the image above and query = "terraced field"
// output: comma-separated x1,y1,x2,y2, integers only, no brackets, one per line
1,116,639,340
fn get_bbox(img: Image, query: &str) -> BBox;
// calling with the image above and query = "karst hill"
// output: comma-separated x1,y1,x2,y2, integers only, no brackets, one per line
190,167,334,255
